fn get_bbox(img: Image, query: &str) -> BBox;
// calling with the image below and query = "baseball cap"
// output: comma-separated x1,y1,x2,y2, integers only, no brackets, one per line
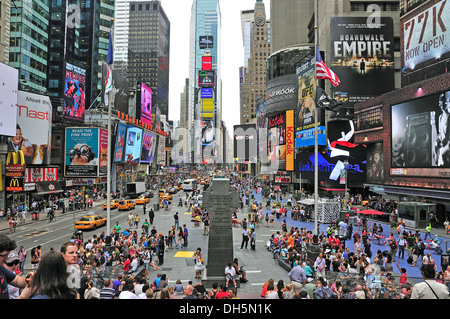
6,251,19,264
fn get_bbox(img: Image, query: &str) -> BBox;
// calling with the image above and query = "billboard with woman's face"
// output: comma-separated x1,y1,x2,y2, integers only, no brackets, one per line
64,63,86,122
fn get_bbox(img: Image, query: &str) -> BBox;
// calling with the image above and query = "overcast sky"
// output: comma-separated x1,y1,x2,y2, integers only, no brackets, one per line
160,0,270,130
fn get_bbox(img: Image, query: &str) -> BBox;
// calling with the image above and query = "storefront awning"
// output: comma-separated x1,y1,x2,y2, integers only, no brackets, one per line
365,184,450,201
34,181,64,195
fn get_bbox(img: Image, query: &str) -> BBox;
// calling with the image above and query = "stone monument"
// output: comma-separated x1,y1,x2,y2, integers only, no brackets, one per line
201,178,239,287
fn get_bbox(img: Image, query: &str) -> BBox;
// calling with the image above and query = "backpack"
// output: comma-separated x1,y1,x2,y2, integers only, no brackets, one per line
420,242,426,252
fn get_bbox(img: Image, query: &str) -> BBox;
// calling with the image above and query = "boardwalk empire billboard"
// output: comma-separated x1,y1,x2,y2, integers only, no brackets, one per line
330,17,395,110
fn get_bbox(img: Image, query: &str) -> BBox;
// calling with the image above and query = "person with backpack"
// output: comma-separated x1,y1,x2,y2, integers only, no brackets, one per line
411,238,421,267
389,238,398,262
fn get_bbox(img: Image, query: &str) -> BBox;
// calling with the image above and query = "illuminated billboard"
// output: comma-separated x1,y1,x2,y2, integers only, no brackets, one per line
201,98,214,118
330,17,395,110
391,89,450,176
198,70,215,87
295,57,326,148
140,82,153,126
202,55,213,71
140,132,157,164
199,35,214,49
64,63,86,122
124,125,143,163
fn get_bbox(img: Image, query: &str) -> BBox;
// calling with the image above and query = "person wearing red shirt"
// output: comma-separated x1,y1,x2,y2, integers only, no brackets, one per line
214,284,230,299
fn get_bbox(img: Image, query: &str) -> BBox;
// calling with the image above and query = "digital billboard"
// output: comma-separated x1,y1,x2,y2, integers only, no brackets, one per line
267,112,287,170
64,62,86,122
202,55,213,71
330,17,395,110
199,35,214,49
401,0,450,83
140,132,157,164
391,90,450,176
233,124,257,163
65,128,100,177
296,57,325,147
200,88,214,99
8,91,52,165
140,82,152,126
200,98,214,119
198,70,215,87
124,125,143,163
114,123,127,162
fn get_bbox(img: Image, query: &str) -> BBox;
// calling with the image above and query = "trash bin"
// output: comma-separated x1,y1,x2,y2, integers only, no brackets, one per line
154,203,159,211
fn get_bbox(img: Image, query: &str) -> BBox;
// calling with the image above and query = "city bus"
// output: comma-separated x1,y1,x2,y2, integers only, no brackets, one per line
183,179,197,191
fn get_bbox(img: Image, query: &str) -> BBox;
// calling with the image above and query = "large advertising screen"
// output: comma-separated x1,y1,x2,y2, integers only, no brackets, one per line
114,123,127,162
65,128,100,177
401,0,450,78
234,124,257,163
199,35,214,49
296,57,326,148
198,70,215,87
64,63,86,122
124,125,143,163
391,90,450,176
140,132,157,164
8,91,52,165
267,112,287,171
140,82,152,126
330,17,395,110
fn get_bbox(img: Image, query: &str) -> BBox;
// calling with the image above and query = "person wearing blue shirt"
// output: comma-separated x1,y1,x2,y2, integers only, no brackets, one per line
288,262,307,294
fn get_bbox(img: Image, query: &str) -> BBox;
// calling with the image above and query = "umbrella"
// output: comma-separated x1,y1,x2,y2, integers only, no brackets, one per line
358,209,385,215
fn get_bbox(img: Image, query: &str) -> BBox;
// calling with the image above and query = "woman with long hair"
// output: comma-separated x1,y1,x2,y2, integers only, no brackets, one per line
28,250,79,299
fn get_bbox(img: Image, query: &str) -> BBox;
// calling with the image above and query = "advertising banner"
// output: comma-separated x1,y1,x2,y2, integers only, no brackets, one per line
402,0,450,72
391,90,450,173
268,112,287,170
8,91,52,165
124,125,143,163
65,128,99,177
157,136,166,165
25,167,58,183
286,110,295,171
140,132,157,163
99,128,108,176
233,124,257,162
200,88,214,99
198,70,215,87
296,57,326,147
64,62,86,122
330,17,395,109
139,82,153,126
0,62,18,137
114,123,127,162
201,98,214,118
199,35,214,49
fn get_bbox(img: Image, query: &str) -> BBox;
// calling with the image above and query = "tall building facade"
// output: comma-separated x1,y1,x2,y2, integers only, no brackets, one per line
0,0,11,64
240,0,270,124
270,0,313,53
9,0,49,94
127,0,170,119
187,0,222,164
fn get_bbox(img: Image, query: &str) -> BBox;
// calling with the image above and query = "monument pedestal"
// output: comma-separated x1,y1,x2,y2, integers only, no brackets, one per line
202,178,240,289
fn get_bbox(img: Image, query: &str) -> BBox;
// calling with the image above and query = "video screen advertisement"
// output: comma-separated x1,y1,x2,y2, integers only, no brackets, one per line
65,128,101,177
0,62,18,137
267,110,295,171
114,123,127,162
401,0,450,86
233,124,257,163
391,89,450,177
124,125,143,163
8,91,52,165
296,119,366,186
139,82,153,126
140,132,157,164
330,17,395,109
64,62,86,122
296,57,326,148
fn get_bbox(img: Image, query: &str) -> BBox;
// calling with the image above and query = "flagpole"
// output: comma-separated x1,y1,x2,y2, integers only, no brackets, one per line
106,18,114,237
313,0,319,242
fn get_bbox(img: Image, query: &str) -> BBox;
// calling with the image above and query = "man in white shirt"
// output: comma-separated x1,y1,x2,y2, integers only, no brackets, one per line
119,279,138,299
411,264,449,299
225,263,237,288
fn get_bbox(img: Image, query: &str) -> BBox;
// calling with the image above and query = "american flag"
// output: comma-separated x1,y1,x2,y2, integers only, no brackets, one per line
316,46,340,87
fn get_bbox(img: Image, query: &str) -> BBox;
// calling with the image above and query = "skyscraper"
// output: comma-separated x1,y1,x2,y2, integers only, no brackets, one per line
240,0,270,124
188,0,221,164
127,0,170,120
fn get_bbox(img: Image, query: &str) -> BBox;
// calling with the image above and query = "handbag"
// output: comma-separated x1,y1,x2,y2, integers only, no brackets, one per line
424,281,440,299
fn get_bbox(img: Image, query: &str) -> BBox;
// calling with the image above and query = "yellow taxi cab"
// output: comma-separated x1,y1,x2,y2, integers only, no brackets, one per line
160,193,172,201
135,195,150,205
361,200,369,207
159,189,166,195
75,214,107,230
117,199,136,211
102,199,120,210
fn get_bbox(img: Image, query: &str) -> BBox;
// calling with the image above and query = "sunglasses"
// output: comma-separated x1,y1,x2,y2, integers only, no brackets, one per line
67,145,91,159
6,260,20,266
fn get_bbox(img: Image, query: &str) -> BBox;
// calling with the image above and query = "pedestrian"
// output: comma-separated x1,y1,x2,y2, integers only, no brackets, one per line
27,250,79,299
183,224,189,247
240,227,249,249
142,219,150,236
203,213,210,235
424,223,432,240
288,261,307,294
397,234,407,259
30,245,41,270
174,212,179,230
149,208,155,224
18,246,26,273
225,263,237,289
411,263,450,299
250,229,256,250
194,249,204,279
99,278,116,299
134,214,140,229
314,252,326,278
127,212,134,228
143,203,147,215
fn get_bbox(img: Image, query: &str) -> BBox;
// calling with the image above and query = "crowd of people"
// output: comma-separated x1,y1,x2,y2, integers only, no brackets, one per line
0,172,449,300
